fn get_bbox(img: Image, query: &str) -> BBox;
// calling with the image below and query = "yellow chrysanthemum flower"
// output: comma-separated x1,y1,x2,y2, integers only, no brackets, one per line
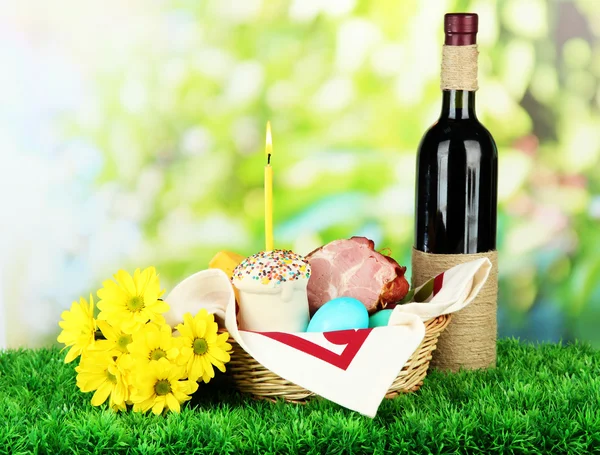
92,320,134,357
57,295,96,363
97,267,169,334
175,310,232,383
130,358,198,415
128,323,180,366
75,350,131,411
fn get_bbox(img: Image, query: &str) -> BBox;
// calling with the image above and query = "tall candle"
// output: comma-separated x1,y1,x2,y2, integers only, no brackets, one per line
264,121,273,251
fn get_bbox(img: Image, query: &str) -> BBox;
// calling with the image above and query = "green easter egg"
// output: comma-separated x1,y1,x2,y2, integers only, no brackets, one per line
368,309,393,328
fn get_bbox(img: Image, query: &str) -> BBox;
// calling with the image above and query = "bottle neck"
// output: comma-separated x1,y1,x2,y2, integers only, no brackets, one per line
441,89,477,120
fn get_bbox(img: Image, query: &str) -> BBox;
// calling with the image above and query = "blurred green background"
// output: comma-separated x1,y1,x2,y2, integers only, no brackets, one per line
1,0,600,348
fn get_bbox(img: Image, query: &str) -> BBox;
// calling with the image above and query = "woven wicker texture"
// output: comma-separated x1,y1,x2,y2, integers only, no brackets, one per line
223,314,451,403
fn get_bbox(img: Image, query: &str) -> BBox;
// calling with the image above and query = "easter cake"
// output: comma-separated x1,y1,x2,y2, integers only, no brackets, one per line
232,249,311,332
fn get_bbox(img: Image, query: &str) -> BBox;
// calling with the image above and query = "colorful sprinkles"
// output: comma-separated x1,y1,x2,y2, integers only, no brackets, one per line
233,250,311,286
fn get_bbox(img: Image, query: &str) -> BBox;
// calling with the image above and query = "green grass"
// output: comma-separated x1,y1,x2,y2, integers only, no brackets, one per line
1,339,599,455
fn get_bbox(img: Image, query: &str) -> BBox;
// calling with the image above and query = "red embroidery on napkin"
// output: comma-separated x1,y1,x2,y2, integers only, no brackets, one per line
433,272,444,296
257,329,372,371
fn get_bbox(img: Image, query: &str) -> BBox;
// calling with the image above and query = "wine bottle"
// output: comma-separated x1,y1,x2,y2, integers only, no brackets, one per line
415,13,497,254
412,13,498,371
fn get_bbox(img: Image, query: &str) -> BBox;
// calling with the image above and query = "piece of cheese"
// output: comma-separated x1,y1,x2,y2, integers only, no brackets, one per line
209,251,245,303
209,251,245,278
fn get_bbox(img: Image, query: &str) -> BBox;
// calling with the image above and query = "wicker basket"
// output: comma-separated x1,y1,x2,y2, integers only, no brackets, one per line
224,314,451,403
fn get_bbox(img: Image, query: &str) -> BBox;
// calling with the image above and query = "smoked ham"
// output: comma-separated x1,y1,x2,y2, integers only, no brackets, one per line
306,237,410,315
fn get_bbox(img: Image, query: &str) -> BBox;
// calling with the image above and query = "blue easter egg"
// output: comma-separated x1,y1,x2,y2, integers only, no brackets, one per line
368,309,393,328
306,297,369,332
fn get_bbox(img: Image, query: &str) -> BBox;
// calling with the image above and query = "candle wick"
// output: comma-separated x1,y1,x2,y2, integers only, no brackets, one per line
267,153,271,165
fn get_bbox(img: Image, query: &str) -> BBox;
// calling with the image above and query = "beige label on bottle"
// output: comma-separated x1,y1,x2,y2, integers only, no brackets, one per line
441,44,479,91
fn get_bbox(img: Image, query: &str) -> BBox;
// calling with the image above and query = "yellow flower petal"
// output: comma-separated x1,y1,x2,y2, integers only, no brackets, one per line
212,360,227,373
216,332,231,343
205,332,218,344
115,270,137,296
133,268,143,292
165,393,181,413
78,374,106,392
201,356,215,378
64,346,81,364
193,318,207,339
188,356,203,381
146,330,160,349
207,349,231,363
97,279,128,305
176,324,194,340
183,312,194,327
208,348,231,363
121,319,143,334
91,381,112,406
112,381,128,404
152,397,165,415
96,320,118,341
189,380,199,395
149,300,170,314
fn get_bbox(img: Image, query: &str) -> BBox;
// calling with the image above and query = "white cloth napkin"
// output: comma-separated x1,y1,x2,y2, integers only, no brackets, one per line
165,257,492,417
391,256,492,322
163,268,232,327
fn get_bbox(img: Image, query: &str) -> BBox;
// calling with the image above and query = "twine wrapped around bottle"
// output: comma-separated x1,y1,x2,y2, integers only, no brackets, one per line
441,44,479,91
411,248,498,371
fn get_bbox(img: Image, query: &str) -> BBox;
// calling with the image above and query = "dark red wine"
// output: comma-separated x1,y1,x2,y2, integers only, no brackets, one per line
414,13,497,254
